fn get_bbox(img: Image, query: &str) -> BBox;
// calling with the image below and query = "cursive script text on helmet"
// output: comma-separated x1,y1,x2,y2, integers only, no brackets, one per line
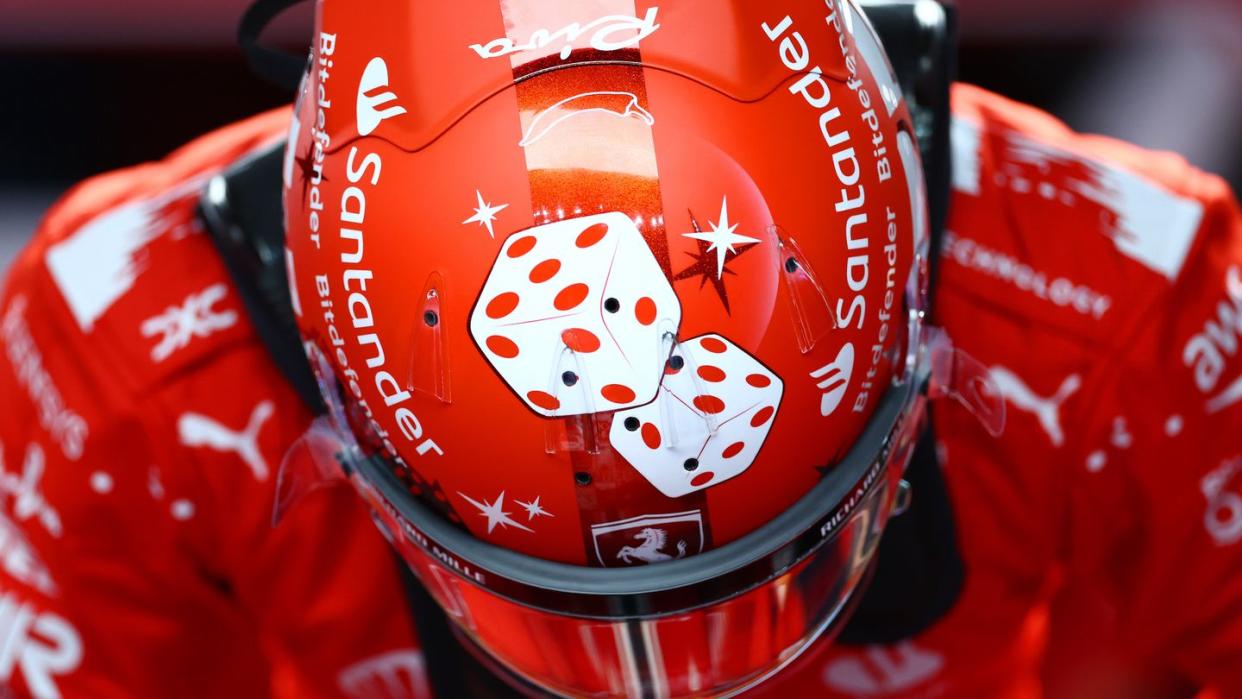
468,8,661,61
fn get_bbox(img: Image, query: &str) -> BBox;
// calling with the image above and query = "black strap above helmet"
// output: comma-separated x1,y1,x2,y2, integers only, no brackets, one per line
865,0,958,314
238,0,311,91
837,0,965,647
198,143,325,413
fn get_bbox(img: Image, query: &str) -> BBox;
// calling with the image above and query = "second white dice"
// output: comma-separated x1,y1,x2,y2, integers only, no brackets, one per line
610,334,784,497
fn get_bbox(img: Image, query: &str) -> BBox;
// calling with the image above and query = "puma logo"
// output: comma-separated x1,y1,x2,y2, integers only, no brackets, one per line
988,367,1081,447
177,401,275,481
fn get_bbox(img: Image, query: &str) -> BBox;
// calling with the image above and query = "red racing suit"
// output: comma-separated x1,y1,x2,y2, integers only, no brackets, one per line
2,84,1241,698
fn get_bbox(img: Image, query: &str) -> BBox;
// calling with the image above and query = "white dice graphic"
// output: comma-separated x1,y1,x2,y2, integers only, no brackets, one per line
610,334,784,497
471,212,681,417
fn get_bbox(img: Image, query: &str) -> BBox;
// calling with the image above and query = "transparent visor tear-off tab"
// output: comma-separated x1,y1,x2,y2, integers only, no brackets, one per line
272,342,356,526
770,210,1004,439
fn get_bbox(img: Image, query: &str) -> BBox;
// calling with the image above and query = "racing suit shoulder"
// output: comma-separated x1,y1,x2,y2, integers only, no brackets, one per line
1065,149,1242,694
940,84,1242,694
0,110,425,698
13,108,291,396
943,83,1219,350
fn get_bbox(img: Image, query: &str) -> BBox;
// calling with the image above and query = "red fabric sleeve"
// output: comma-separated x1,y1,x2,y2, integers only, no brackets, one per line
0,110,429,698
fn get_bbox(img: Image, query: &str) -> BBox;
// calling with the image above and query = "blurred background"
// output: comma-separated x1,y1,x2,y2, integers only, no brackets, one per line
2,0,1241,272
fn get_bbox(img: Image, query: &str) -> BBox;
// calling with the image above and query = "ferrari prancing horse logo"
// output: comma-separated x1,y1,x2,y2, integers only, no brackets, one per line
590,510,705,567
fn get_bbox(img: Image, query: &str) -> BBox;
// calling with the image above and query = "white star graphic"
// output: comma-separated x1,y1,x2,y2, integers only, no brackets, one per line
681,196,761,279
462,190,510,238
515,496,554,521
458,490,533,534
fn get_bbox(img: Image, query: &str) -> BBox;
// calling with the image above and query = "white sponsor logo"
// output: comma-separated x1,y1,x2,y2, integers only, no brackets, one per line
356,57,407,137
337,649,429,699
823,642,945,695
0,592,82,699
2,298,88,461
0,513,57,597
952,118,1203,280
1208,376,1242,415
942,231,1113,320
988,367,1081,448
469,8,661,61
812,343,855,417
303,32,339,251
177,401,275,481
520,91,654,148
315,140,445,461
763,10,897,413
950,118,984,196
765,9,906,415
1184,266,1242,411
0,443,62,539
1201,457,1242,546
44,185,202,331
140,283,239,363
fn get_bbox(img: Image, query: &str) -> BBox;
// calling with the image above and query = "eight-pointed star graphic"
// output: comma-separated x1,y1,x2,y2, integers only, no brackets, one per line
293,143,325,207
458,490,533,534
674,204,761,314
463,190,510,238
515,496,554,521
681,196,761,279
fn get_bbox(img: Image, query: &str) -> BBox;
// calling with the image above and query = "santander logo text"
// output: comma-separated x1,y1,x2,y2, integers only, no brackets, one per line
812,343,854,417
468,8,661,61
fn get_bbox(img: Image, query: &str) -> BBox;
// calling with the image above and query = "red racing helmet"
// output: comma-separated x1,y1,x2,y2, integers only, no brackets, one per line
280,0,967,695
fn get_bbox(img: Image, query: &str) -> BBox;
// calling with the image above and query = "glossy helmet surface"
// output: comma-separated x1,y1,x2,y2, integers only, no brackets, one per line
283,1,932,695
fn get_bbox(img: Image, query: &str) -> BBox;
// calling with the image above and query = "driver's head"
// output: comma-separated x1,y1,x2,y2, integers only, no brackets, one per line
283,1,934,695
